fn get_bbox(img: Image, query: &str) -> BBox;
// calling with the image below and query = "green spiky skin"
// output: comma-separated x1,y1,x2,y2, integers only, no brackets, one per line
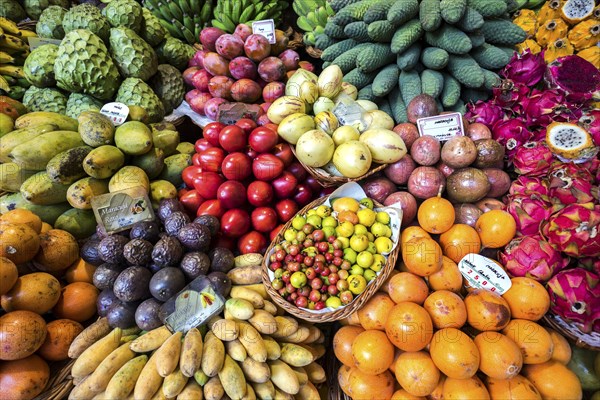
321,39,359,62
0,0,26,21
440,72,461,107
150,64,185,114
109,27,158,81
396,42,422,71
140,9,166,47
356,43,395,73
36,5,67,39
372,64,400,97
65,93,104,119
23,0,69,20
23,44,59,88
421,46,450,70
102,0,143,32
54,29,122,100
155,36,195,71
62,4,111,43
480,19,527,46
446,54,484,88
22,86,68,114
424,24,473,54
469,43,510,69
116,78,165,123
357,84,377,102
455,7,484,31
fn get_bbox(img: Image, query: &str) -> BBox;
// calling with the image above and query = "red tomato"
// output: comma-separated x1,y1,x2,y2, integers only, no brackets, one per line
246,148,259,159
270,224,284,241
238,231,268,254
203,122,225,146
264,123,279,133
221,209,251,238
272,171,298,199
192,153,202,166
221,152,252,181
253,153,284,181
194,138,213,153
235,118,258,135
251,207,278,233
196,199,225,218
193,172,225,199
272,143,294,167
305,175,323,193
275,199,299,222
178,188,190,197
249,126,279,153
180,189,205,214
197,147,225,173
217,181,247,209
293,183,313,206
247,181,274,207
219,125,247,152
286,161,307,182
182,165,203,188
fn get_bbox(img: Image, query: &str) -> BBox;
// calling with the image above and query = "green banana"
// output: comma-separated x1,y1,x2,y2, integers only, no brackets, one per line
200,2,212,23
222,0,232,17
211,19,230,31
189,0,200,14
172,18,196,43
157,2,176,21
183,12,195,33
158,19,182,37
231,1,242,24
194,22,202,38
166,0,184,21
239,5,256,23
221,13,236,31
177,0,193,16
297,15,316,30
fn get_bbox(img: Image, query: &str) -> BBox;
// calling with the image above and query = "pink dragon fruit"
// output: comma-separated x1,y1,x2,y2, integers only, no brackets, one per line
579,109,600,147
509,176,550,197
501,49,546,87
492,80,531,112
542,202,600,258
579,157,600,183
545,55,600,103
578,257,600,276
512,142,555,176
546,268,600,333
547,161,596,181
500,235,570,282
522,89,571,128
465,100,506,128
506,194,554,236
492,118,534,159
548,171,599,209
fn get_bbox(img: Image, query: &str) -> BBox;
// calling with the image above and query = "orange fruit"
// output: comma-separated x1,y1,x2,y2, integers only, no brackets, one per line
37,319,84,361
340,311,361,326
475,331,523,380
40,222,52,234
385,302,433,352
52,282,99,322
338,210,359,224
429,328,480,379
391,389,426,400
522,361,582,400
0,354,49,400
427,256,463,293
388,272,429,305
401,226,431,245
388,347,404,375
394,351,441,397
547,328,572,364
485,375,542,400
428,375,445,400
402,237,443,276
443,376,490,400
358,292,396,330
0,257,18,296
464,289,511,331
423,290,467,329
438,224,481,264
334,325,364,367
338,364,352,396
64,258,97,284
352,330,395,375
347,367,396,400
0,209,42,234
502,319,554,365
0,222,40,265
417,196,455,234
475,210,516,248
502,277,550,321
333,197,360,213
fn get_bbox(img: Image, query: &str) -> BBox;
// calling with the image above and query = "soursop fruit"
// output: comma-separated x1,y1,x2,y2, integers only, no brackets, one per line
109,27,158,81
62,4,111,43
140,8,166,46
24,0,69,19
23,44,59,88
54,29,122,100
102,0,143,32
0,0,27,21
66,93,104,119
22,86,68,114
116,78,165,123
155,37,196,71
36,6,67,39
150,64,185,114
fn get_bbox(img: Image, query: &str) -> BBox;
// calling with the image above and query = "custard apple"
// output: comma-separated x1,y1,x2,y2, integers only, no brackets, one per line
22,86,68,114
23,44,59,88
140,8,166,47
36,6,66,39
0,0,27,21
155,36,196,71
24,0,69,19
66,93,104,119
150,64,185,114
116,78,165,123
102,0,143,32
63,4,111,43
54,29,122,100
109,27,158,81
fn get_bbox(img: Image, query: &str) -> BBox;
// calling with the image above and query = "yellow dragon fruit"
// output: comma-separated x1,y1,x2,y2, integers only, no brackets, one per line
577,43,600,67
517,39,543,54
568,19,600,49
544,38,575,63
537,0,565,24
514,10,539,36
536,19,570,47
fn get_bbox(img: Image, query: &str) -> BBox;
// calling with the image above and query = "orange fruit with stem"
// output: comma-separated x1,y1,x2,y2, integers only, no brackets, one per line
475,210,516,248
438,224,481,264
417,189,455,234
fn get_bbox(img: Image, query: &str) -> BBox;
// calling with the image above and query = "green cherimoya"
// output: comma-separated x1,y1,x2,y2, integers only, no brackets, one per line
150,64,185,114
116,78,165,123
155,36,195,71
22,86,68,114
65,93,104,119
54,29,122,100
23,0,69,20
62,4,111,43
36,5,66,39
139,8,166,47
109,27,158,81
102,0,143,32
0,0,27,21
23,44,59,88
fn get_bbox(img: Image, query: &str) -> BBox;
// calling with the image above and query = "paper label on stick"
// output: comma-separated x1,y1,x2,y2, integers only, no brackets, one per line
252,19,276,43
417,112,464,141
458,254,512,295
91,187,155,234
28,37,61,50
100,102,129,126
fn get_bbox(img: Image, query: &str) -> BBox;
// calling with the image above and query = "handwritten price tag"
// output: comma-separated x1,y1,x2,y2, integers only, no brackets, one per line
100,102,129,126
458,254,512,295
252,19,276,44
417,112,464,141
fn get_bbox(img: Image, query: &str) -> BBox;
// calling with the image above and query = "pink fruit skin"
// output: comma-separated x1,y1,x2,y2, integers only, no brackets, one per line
545,55,600,103
183,66,201,86
547,269,600,333
465,100,506,128
579,109,600,147
191,69,212,92
262,81,285,103
257,114,271,126
185,89,201,104
298,61,314,72
215,34,245,60
260,102,271,114
204,97,228,120
512,141,554,176
492,118,533,159
244,34,271,62
500,234,570,282
506,194,553,236
200,27,225,52
189,50,206,68
229,56,257,80
547,162,599,210
509,176,550,197
257,57,286,83
522,89,567,128
230,79,262,103
501,49,546,86
278,49,300,71
188,92,213,115
542,202,600,258
208,75,235,100
203,52,231,77
492,81,530,113
234,24,252,42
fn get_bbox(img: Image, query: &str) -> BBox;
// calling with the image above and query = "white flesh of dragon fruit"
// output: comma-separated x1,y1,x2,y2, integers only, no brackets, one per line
545,122,599,162
561,0,596,24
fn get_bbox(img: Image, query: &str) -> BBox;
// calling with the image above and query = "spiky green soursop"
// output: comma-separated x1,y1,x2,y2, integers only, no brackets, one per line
66,93,104,119
116,78,165,123
23,86,68,114
23,0,69,20
54,29,122,100
156,37,196,71
151,64,185,115
109,27,158,81
102,0,143,32
23,44,59,88
140,8,166,46
62,4,111,43
0,0,26,21
36,6,66,39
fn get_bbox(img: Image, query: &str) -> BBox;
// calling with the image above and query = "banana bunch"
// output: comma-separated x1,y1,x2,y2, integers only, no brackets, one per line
210,0,289,33
142,0,213,44
294,0,335,46
0,17,34,100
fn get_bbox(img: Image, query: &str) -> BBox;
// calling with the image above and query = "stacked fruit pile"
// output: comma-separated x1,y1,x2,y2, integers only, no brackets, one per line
0,17,36,101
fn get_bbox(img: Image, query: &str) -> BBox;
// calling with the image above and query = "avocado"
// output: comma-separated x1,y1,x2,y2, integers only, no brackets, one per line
123,238,154,266
164,211,191,236
107,301,139,329
209,247,235,274
129,220,161,243
80,238,103,266
97,288,120,317
177,223,211,252
151,236,184,267
135,298,163,331
193,215,220,238
149,267,186,302
113,266,152,302
207,271,232,297
179,252,211,280
157,198,185,221
93,263,125,291
98,234,130,264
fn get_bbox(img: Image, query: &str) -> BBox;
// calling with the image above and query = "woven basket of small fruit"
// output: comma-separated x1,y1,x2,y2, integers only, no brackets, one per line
36,359,76,400
261,182,402,323
542,313,600,351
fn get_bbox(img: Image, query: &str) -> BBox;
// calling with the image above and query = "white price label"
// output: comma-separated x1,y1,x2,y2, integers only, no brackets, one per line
252,19,276,44
100,102,129,126
28,37,61,50
417,112,464,141
458,254,512,295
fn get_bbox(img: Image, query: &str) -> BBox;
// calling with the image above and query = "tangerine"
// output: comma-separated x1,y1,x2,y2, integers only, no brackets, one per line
334,325,364,367
400,226,431,245
0,257,17,296
52,282,99,322
347,367,396,400
502,277,550,321
423,290,467,329
394,351,441,397
502,319,554,365
385,302,433,352
417,196,455,234
388,272,429,305
485,375,542,400
428,375,445,400
338,210,359,224
352,330,395,375
475,209,516,248
523,361,582,400
429,328,480,379
357,292,396,330
438,224,481,264
427,256,463,293
443,376,490,400
402,237,443,276
391,389,425,400
475,331,523,380
547,328,572,364
464,288,511,331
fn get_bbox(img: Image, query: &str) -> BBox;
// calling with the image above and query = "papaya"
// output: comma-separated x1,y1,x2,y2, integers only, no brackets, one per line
20,172,71,205
46,146,93,185
54,208,97,239
78,111,115,147
10,130,84,170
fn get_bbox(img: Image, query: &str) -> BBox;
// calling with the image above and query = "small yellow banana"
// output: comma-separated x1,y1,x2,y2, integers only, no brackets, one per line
0,75,10,91
18,29,36,38
0,17,20,35
0,35,28,52
0,51,14,63
0,65,25,78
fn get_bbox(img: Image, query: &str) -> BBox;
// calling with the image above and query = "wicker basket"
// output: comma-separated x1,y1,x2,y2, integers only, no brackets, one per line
261,196,400,323
543,312,600,350
290,145,387,188
34,359,75,400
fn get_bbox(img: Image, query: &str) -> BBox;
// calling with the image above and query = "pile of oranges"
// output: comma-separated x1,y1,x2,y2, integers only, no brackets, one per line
333,196,583,400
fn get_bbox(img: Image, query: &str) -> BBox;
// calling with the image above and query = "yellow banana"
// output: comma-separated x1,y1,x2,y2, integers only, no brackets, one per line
0,51,14,63
18,29,36,38
0,75,10,91
0,65,24,78
0,35,28,52
0,17,20,35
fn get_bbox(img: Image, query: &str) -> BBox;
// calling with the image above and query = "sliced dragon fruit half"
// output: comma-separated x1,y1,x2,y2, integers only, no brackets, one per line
560,0,596,24
542,202,600,258
545,121,599,162
500,235,570,282
545,54,600,102
512,141,555,176
506,194,554,236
